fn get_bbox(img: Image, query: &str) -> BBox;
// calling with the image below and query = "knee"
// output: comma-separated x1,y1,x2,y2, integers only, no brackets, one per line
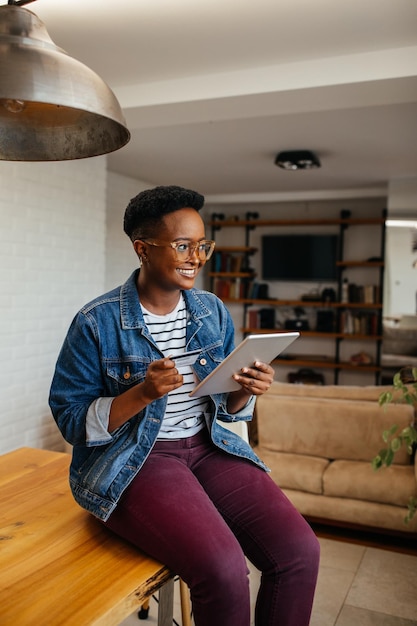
291,525,320,576
304,529,320,570
191,543,249,600
187,545,251,625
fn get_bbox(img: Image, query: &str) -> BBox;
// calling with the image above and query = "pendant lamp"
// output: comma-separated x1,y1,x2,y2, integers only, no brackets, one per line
0,1,130,161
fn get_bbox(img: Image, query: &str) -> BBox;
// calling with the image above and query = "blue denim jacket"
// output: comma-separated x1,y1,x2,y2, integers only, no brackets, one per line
49,270,267,521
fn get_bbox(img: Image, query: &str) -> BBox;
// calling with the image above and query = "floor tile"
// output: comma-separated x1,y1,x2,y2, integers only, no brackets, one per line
336,604,417,626
318,537,366,572
310,565,356,626
346,547,417,622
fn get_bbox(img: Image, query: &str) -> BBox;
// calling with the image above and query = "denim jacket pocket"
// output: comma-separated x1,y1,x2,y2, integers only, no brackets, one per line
105,358,150,395
204,341,225,365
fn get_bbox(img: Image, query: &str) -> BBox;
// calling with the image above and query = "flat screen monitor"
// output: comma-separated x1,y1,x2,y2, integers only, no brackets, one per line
262,234,339,281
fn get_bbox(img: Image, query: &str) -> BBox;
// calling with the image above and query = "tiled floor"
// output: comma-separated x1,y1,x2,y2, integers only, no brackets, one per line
311,538,417,626
120,533,417,626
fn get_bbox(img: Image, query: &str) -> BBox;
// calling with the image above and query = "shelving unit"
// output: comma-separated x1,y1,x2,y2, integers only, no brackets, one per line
208,210,386,384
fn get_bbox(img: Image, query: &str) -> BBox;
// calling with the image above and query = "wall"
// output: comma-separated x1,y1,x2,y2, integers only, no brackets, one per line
0,158,107,455
105,172,151,291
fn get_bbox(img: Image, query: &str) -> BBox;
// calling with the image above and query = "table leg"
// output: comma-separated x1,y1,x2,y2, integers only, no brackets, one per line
157,578,174,626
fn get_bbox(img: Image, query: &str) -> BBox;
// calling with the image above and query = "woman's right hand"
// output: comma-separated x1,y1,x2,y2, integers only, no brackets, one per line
141,357,184,402
108,357,183,431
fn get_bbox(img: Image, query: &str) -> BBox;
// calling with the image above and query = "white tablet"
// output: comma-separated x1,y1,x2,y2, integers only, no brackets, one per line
189,332,299,397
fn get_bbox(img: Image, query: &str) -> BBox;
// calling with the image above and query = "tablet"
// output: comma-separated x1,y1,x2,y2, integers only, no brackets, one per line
189,332,299,397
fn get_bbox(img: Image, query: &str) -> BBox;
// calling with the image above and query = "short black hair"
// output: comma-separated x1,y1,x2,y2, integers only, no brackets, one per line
123,185,205,241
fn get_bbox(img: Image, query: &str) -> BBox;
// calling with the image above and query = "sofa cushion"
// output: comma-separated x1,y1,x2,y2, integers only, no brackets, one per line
282,489,417,533
254,448,328,494
323,459,416,507
255,393,413,464
264,382,395,402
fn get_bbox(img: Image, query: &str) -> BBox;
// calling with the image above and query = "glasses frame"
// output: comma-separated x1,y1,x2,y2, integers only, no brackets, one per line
140,238,216,262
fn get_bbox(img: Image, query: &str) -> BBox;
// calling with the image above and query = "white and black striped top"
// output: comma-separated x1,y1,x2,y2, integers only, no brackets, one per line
141,294,208,439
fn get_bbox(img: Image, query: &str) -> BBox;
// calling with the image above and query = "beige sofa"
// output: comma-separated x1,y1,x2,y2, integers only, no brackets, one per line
253,382,417,535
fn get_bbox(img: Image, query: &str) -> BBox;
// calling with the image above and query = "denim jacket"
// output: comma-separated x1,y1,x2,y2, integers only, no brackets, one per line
49,270,268,521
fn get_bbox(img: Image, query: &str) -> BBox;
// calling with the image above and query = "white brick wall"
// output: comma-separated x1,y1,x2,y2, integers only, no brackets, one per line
105,172,152,291
0,158,107,454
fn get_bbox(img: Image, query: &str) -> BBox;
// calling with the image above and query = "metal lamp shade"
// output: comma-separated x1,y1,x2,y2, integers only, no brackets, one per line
0,5,130,161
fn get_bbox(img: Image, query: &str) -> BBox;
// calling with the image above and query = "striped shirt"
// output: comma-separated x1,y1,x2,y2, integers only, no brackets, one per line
141,294,208,439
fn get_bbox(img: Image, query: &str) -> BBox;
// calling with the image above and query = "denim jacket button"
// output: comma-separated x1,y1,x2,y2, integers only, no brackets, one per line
199,358,207,365
222,439,229,445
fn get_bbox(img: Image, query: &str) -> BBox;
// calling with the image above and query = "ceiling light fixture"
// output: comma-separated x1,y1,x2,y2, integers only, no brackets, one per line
275,150,321,170
0,0,130,161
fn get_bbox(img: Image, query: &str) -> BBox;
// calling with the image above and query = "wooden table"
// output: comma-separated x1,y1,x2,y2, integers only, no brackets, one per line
0,447,174,626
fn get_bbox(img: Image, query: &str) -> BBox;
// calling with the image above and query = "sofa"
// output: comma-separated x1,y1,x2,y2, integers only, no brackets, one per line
252,382,417,535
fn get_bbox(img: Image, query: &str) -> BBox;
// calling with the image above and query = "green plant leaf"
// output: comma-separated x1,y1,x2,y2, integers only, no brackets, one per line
401,425,417,443
382,424,398,442
378,391,392,406
385,448,394,466
390,437,402,452
371,455,382,470
393,372,402,385
390,437,402,453
404,497,417,524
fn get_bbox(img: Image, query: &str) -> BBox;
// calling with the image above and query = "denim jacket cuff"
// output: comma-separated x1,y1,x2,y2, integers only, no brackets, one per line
219,393,255,419
86,397,113,444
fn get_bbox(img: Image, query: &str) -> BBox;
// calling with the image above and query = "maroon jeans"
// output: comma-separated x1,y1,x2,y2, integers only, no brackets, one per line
104,429,320,626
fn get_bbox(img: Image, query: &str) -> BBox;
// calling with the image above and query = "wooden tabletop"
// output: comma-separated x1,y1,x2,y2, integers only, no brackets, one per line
0,447,173,626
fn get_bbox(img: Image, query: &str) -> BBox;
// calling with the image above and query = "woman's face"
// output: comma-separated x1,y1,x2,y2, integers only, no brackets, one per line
135,207,208,292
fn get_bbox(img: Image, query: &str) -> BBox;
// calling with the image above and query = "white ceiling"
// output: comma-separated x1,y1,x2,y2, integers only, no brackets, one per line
25,0,417,201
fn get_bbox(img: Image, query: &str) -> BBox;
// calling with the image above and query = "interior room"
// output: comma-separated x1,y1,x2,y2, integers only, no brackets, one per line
1,1,416,625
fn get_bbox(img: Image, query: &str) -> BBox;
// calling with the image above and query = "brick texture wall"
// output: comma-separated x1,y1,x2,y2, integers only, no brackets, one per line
105,172,151,291
0,159,107,454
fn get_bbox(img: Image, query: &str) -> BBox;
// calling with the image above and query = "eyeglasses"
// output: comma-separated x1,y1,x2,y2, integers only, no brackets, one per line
141,239,216,262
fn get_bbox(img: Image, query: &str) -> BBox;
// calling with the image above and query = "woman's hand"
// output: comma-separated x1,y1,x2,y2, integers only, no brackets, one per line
108,357,182,431
141,357,183,403
233,361,274,396
227,361,274,414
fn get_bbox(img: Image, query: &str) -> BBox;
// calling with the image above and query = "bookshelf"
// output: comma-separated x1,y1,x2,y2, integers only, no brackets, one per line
208,209,386,384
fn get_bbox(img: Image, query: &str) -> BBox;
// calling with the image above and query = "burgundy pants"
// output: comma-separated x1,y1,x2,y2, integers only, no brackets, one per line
104,429,320,626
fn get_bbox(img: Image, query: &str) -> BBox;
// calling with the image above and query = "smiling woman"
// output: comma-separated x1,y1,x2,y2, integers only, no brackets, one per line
49,184,320,626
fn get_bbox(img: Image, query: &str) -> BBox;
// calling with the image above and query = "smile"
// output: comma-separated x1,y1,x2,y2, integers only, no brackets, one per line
177,268,197,277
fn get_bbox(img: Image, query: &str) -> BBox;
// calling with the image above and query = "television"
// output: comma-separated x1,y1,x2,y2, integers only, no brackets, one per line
262,234,339,281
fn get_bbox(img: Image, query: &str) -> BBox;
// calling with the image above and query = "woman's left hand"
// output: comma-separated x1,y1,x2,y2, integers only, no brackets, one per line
232,361,274,396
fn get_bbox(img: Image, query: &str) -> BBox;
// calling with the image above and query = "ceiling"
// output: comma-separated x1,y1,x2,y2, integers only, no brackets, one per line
17,0,417,201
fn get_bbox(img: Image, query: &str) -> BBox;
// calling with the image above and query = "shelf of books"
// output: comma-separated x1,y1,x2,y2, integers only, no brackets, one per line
208,208,386,384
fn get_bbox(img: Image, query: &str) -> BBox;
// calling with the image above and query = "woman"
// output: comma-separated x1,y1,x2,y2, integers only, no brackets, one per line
49,185,319,626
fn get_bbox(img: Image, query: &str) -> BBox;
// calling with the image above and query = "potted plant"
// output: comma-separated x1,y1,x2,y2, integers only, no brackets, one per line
372,366,417,523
